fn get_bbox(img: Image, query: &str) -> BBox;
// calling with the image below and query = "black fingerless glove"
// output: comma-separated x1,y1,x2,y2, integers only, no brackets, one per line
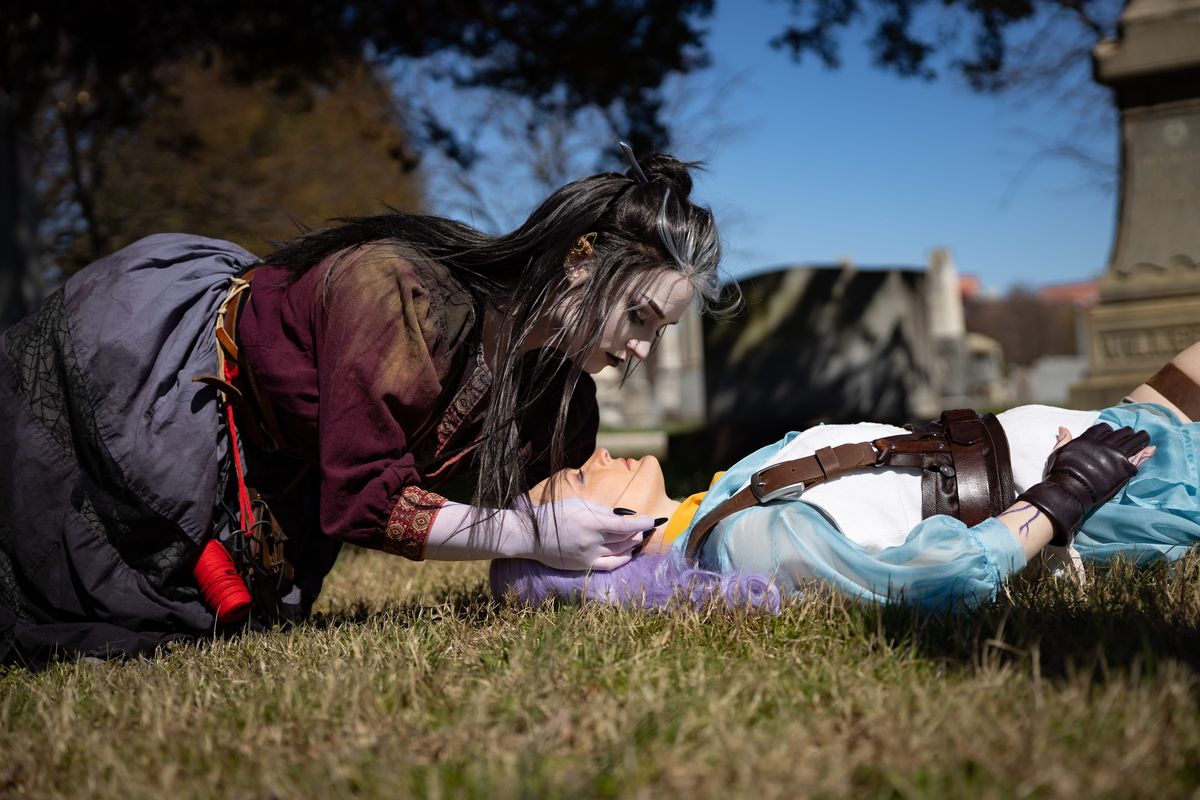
1016,423,1149,546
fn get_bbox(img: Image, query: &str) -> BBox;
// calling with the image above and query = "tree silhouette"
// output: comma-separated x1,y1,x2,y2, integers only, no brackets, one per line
771,0,1123,92
3,0,1128,330
1,0,714,326
38,57,425,274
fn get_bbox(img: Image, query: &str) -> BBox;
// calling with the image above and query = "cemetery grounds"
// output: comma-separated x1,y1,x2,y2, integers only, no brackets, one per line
3,547,1200,798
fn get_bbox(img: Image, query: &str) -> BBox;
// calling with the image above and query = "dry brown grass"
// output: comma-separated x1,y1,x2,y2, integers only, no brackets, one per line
4,549,1200,799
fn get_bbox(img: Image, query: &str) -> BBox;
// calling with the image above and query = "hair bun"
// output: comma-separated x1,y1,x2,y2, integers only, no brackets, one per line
629,153,698,200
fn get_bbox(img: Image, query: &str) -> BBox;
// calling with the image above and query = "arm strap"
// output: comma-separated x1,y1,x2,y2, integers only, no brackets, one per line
1147,361,1200,422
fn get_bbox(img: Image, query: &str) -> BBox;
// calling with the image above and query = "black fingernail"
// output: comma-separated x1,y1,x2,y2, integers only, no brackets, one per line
653,517,668,526
642,528,656,535
613,507,636,516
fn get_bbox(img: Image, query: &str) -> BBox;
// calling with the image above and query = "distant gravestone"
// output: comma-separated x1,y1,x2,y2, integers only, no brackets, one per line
694,263,938,464
1070,0,1200,406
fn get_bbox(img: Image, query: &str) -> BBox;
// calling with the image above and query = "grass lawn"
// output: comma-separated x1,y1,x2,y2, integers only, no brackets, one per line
4,549,1200,798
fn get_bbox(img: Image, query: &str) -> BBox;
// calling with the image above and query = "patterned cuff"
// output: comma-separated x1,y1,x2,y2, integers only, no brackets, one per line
383,486,446,560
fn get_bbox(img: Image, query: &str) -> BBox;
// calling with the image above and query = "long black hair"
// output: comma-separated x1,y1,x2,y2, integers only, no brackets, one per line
265,152,733,529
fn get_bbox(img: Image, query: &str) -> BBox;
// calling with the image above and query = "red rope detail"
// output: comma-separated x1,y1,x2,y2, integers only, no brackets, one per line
194,539,251,624
223,359,255,536
192,346,256,624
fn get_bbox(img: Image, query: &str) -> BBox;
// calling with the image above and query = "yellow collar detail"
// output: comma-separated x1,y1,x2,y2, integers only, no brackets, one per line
660,472,725,547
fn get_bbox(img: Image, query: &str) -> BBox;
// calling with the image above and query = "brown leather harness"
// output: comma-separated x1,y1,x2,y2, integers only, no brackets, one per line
685,409,1016,562
193,268,297,620
193,267,291,455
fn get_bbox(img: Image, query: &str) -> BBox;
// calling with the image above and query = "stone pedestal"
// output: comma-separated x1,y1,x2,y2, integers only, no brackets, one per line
1071,294,1200,406
1069,0,1200,407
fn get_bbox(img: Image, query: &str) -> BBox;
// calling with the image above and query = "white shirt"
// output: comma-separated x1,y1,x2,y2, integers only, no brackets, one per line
733,405,1102,553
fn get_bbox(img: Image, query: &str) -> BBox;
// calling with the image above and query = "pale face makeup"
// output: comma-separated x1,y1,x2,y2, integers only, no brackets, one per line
528,447,681,554
556,268,696,375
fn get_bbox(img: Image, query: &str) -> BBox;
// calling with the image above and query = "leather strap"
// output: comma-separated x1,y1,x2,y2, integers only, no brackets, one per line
983,412,1016,519
682,489,761,561
685,441,878,560
684,409,1017,563
194,268,292,454
877,410,1014,526
946,410,990,525
229,272,292,454
1147,361,1200,422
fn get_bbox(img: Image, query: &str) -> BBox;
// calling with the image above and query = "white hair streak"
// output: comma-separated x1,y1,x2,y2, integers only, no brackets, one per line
657,188,705,278
621,140,716,284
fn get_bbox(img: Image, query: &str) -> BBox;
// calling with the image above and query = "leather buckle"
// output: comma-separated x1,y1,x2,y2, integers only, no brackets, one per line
750,469,806,503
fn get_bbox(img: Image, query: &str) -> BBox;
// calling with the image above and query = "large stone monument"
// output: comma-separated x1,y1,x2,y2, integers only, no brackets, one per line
691,261,940,464
1070,0,1200,406
927,247,969,406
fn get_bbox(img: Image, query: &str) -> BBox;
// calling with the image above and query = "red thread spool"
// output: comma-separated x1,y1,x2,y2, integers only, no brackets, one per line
194,539,252,625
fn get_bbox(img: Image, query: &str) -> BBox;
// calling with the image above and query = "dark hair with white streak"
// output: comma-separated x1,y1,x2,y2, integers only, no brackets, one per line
263,149,738,535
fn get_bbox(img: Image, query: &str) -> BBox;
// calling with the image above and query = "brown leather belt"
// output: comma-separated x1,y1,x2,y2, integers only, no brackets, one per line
194,267,290,454
685,409,1016,562
683,440,878,560
193,268,299,622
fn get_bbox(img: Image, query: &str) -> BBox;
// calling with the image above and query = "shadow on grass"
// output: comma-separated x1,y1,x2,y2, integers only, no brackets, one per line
862,557,1200,680
153,585,500,666
163,556,1200,687
307,556,1200,683
305,583,498,630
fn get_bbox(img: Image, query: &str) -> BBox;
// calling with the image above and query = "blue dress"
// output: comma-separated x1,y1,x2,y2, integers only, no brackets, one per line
672,403,1200,609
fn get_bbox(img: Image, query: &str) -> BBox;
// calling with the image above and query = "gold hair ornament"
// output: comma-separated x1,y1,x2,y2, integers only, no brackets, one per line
566,232,597,265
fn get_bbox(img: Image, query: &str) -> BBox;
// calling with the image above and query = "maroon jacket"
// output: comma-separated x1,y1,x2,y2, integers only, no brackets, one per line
238,241,597,559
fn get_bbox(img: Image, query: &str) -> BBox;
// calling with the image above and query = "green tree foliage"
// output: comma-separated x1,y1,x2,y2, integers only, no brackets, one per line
2,0,1126,327
5,0,713,155
38,58,424,273
1,0,715,325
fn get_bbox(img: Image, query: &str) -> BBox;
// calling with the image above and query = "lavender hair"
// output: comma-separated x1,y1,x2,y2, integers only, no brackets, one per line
489,553,781,613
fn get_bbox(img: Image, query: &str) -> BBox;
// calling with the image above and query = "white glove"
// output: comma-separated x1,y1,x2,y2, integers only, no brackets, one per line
423,498,663,571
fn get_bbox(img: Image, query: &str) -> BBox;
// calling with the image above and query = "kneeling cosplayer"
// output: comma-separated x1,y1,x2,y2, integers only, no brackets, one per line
492,348,1200,610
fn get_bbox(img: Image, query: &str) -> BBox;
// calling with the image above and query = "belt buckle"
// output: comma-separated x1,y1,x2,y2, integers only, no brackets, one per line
750,469,806,503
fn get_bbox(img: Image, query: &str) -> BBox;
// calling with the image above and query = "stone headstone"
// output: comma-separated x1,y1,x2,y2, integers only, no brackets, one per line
1069,0,1200,407
927,247,969,405
693,262,939,464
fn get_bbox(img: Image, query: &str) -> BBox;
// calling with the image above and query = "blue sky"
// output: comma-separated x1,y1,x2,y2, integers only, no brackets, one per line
689,0,1118,290
421,0,1119,293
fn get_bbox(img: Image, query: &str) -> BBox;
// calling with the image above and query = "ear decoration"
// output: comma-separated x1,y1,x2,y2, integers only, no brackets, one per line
565,232,597,279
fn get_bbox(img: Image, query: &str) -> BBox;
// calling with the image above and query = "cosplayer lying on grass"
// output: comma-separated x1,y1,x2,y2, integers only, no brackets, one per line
489,343,1200,611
